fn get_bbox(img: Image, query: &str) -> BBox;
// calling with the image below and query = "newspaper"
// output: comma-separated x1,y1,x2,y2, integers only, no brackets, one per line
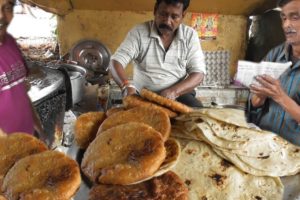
235,60,292,87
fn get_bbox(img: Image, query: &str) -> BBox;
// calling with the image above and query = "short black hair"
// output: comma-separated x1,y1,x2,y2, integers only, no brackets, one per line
277,0,293,7
156,0,190,11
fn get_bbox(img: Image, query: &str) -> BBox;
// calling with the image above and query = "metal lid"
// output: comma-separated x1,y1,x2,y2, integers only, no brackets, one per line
69,39,111,74
27,66,64,103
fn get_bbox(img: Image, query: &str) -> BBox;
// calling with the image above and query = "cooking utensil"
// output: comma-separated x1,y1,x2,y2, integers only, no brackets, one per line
56,64,87,105
69,39,111,74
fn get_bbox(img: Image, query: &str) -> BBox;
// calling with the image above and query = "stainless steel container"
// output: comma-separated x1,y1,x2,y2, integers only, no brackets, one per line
56,64,87,105
27,64,66,148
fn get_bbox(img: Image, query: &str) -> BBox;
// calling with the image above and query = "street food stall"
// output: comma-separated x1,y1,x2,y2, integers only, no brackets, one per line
3,0,300,199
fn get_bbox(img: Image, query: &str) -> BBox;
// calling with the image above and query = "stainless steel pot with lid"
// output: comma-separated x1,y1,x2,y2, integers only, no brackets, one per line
69,39,111,85
54,63,87,106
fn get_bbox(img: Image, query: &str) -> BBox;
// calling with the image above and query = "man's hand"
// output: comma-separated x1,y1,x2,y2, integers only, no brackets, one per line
122,86,137,97
160,88,178,100
250,75,287,104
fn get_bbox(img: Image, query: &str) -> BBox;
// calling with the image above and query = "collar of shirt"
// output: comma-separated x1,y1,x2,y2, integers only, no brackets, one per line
279,43,300,70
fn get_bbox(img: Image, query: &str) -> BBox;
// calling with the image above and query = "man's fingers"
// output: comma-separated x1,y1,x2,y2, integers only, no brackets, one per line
256,76,276,89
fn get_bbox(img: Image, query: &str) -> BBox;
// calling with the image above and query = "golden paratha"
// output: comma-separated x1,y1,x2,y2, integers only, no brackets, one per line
2,150,81,200
81,122,166,185
128,138,181,185
105,106,126,117
140,88,193,114
74,112,106,149
0,133,48,189
123,94,178,118
98,106,171,141
89,171,188,200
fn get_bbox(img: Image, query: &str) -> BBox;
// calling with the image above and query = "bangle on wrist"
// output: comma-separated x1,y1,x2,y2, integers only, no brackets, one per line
121,84,136,94
121,80,130,88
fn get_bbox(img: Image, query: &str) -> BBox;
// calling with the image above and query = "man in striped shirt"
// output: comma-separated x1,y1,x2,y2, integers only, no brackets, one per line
110,0,206,107
247,0,300,145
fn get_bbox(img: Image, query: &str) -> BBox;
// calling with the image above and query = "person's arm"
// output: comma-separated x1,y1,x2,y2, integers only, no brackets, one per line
110,60,137,96
160,72,204,99
160,28,205,99
109,25,141,96
250,93,267,107
251,74,300,123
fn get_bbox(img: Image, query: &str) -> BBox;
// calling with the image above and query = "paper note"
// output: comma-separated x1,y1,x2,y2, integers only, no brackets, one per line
235,60,292,87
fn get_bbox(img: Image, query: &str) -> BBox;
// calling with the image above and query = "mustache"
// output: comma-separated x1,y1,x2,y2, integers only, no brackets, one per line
158,24,172,31
285,28,297,34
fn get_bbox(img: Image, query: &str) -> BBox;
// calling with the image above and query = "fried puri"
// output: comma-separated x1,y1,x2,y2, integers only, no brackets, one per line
81,122,166,185
140,88,193,114
123,95,178,118
75,112,106,149
0,133,48,189
105,106,126,117
2,150,81,200
129,138,181,185
88,171,188,200
98,107,171,141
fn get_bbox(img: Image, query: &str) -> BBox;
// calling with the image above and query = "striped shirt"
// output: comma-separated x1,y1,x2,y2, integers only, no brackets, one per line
247,43,300,145
111,20,206,92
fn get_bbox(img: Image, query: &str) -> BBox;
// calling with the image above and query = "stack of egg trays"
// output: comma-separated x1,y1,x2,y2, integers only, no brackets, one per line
202,51,230,87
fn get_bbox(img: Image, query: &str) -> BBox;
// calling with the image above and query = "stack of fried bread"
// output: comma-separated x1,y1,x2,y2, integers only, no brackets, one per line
80,107,183,185
89,171,188,200
74,88,194,149
123,88,194,118
0,133,81,200
74,92,191,199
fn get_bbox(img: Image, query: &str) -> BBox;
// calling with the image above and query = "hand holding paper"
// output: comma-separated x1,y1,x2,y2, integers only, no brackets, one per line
235,60,292,88
250,74,287,104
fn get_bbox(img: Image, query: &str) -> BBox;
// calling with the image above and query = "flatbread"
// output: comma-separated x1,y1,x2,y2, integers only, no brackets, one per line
173,140,284,200
2,150,81,200
0,133,48,189
128,138,181,185
88,171,188,200
81,122,166,185
173,111,300,177
74,112,106,149
194,108,249,128
123,94,178,118
105,106,126,117
140,88,193,113
98,106,171,141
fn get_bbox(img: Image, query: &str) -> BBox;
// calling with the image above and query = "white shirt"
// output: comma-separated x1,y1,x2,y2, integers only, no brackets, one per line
111,20,206,92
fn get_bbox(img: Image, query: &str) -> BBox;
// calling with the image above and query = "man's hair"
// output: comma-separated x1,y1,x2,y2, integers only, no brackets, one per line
277,0,293,7
156,0,190,11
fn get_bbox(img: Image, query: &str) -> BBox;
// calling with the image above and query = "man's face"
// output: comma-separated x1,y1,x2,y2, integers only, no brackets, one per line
154,1,186,35
280,0,300,46
0,0,14,43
